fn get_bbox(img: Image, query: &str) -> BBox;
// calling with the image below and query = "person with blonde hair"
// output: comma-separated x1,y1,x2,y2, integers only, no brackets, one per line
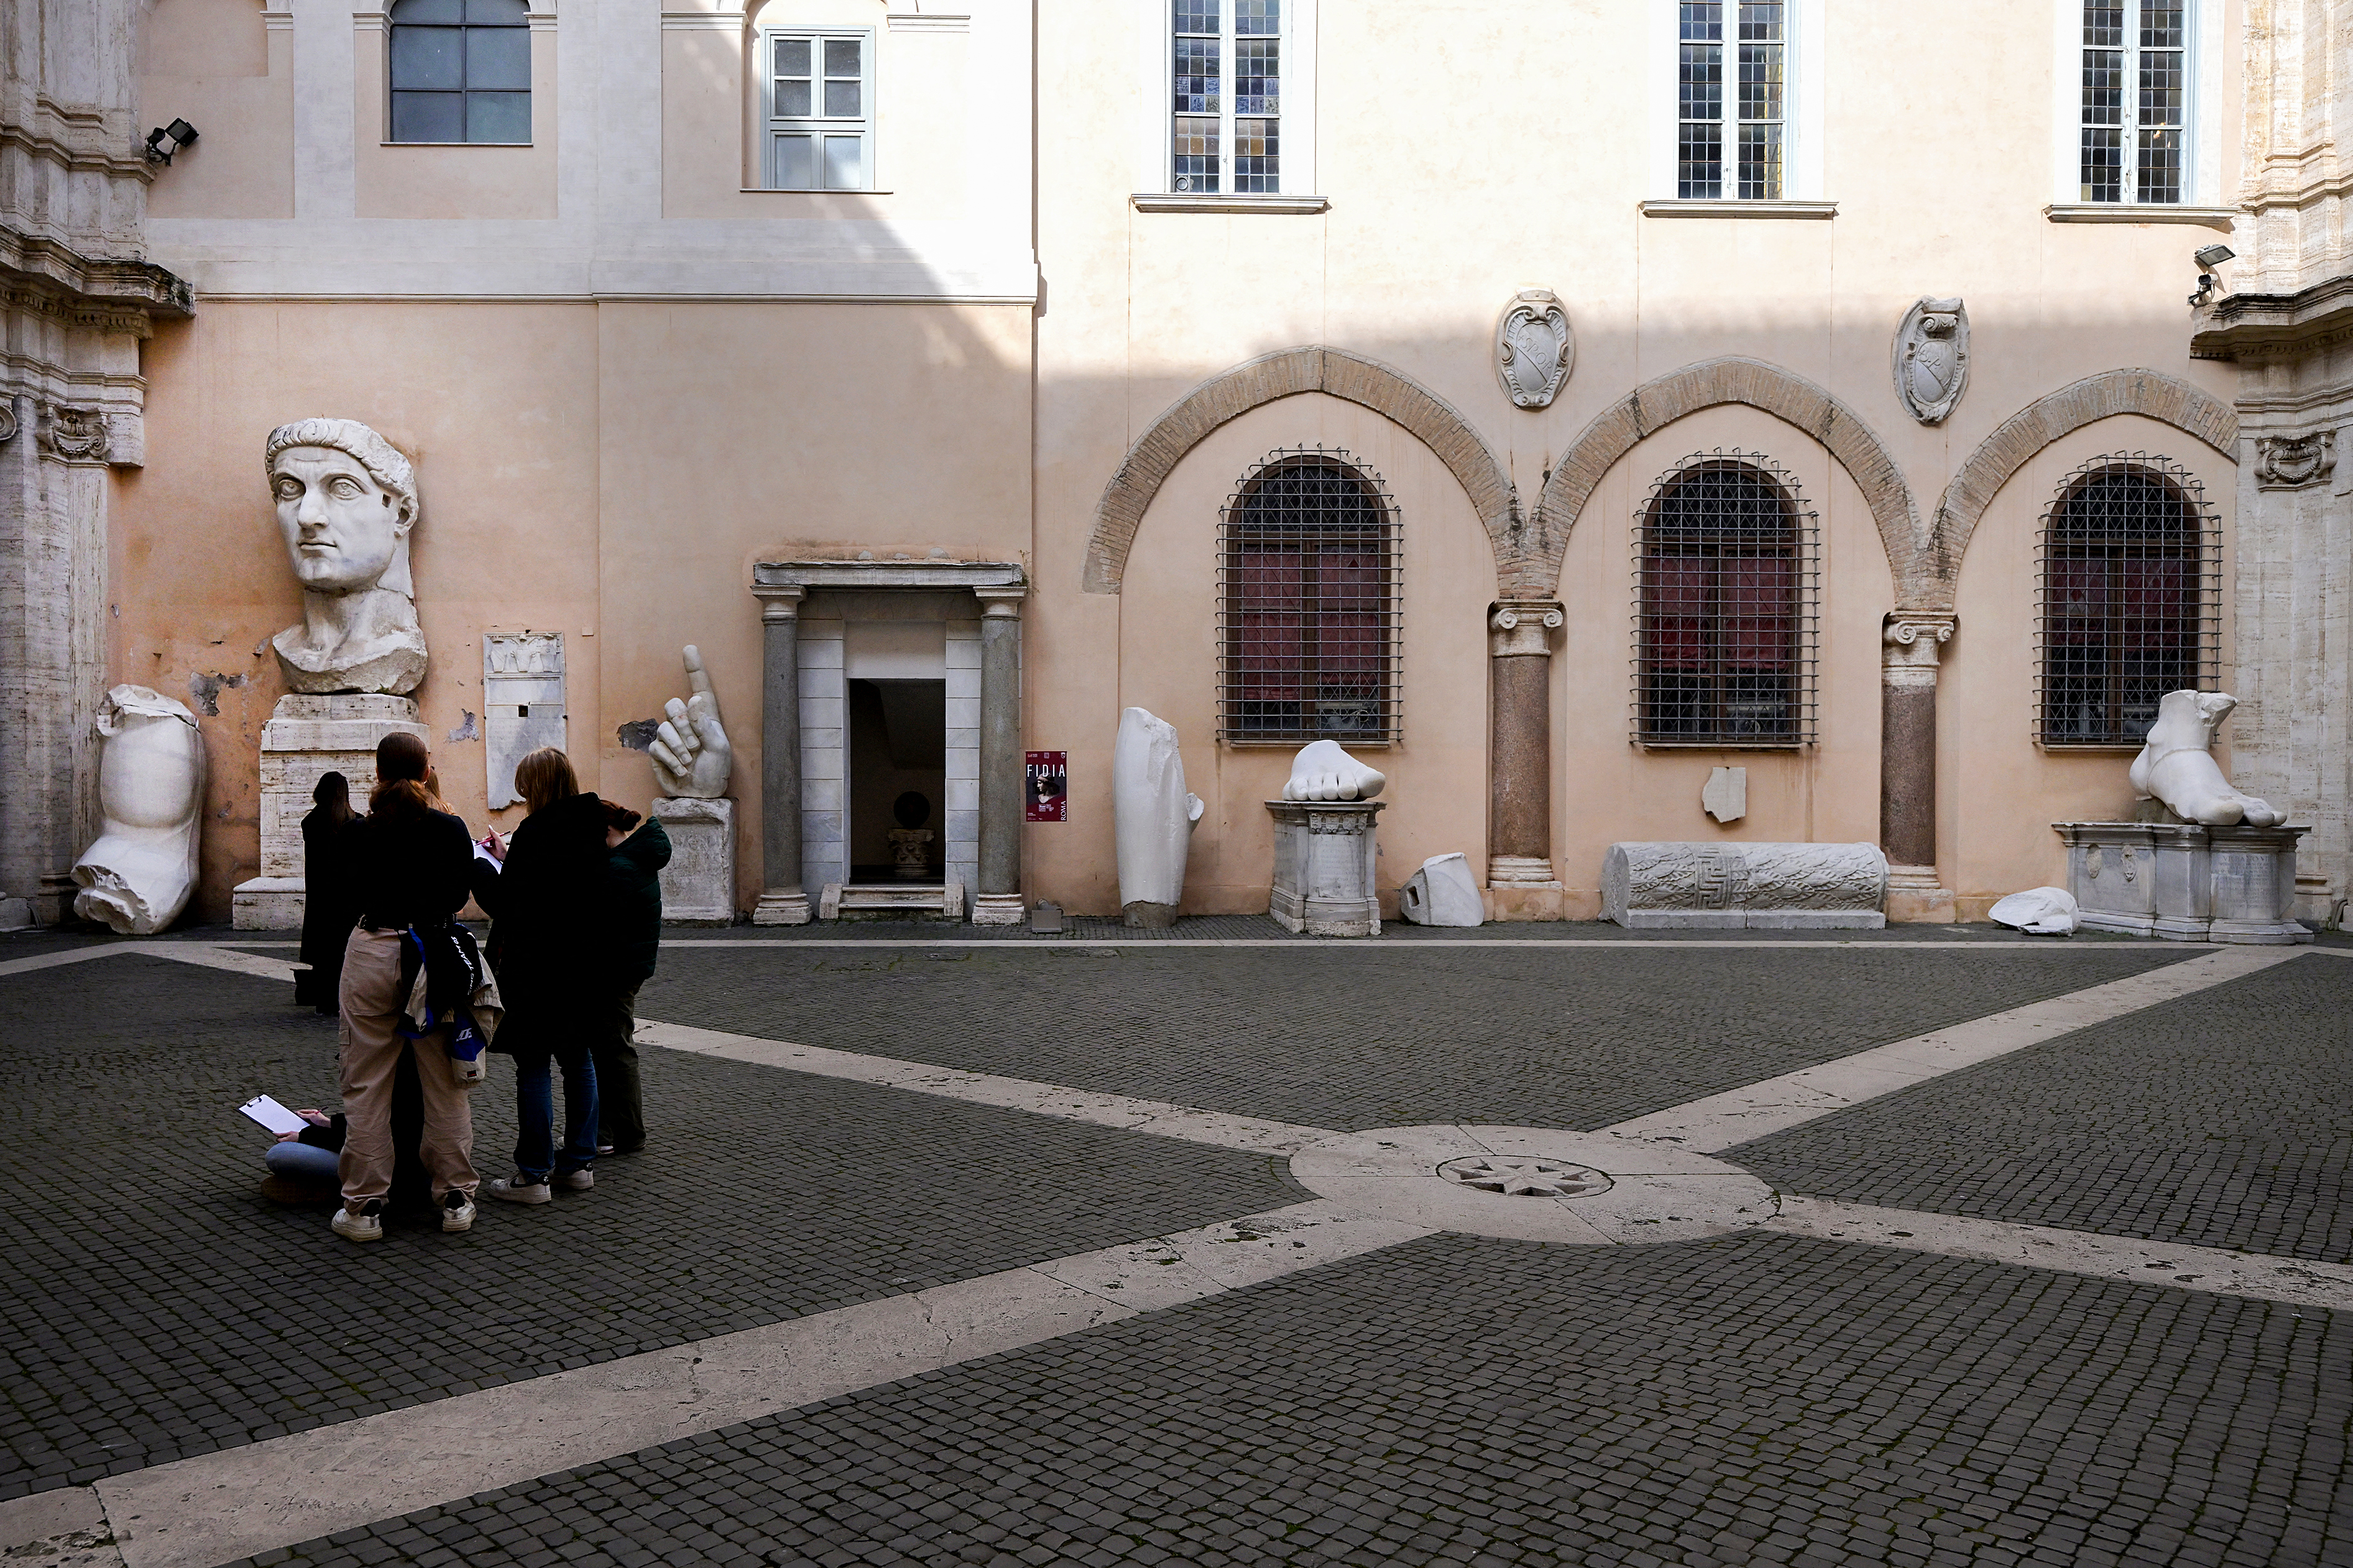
476,746,607,1203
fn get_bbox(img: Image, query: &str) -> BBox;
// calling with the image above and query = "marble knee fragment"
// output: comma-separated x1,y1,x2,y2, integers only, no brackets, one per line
72,685,207,934
1399,853,1483,927
1989,886,2079,935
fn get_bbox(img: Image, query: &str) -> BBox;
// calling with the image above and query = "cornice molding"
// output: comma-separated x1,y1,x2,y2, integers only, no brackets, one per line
2191,274,2353,362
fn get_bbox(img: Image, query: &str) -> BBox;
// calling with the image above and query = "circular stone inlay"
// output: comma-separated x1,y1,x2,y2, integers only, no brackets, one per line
1436,1155,1613,1198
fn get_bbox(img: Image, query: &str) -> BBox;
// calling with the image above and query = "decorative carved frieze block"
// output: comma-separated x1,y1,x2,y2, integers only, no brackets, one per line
1892,297,1969,424
1494,290,1574,410
2254,429,2336,488
37,402,109,462
1601,841,1888,928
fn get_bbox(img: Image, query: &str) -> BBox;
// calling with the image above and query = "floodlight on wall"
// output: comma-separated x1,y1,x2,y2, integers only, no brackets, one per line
2189,242,2236,308
142,119,198,165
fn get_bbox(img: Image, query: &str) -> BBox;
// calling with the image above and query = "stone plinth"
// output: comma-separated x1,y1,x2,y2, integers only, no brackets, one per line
654,796,736,926
2056,822,2311,943
233,694,426,930
1268,800,1383,937
1601,841,1887,929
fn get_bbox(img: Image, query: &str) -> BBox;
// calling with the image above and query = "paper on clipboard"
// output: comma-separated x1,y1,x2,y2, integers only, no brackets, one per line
239,1094,308,1137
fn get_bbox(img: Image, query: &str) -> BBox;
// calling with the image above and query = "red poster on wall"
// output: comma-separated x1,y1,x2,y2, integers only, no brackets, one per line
1025,751,1068,822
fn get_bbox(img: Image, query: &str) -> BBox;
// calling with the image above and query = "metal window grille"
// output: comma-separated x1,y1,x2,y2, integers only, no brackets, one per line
2035,453,2219,747
1217,448,1401,746
1171,0,1281,195
1678,1,1784,200
1631,451,1819,746
2079,0,2186,203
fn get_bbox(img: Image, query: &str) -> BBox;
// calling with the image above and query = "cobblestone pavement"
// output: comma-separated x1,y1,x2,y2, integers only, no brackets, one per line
1736,953,2353,1263
4,933,2350,1568
638,943,2191,1131
238,1231,2353,1568
0,956,1301,1500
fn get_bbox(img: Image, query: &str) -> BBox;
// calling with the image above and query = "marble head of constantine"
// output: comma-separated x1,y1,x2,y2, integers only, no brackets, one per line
265,418,427,696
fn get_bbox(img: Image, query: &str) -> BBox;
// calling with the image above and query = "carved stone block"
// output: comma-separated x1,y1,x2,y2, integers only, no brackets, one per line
2254,429,2336,488
233,694,427,929
485,632,567,809
653,795,735,926
1601,841,1888,928
1494,290,1574,410
1268,800,1383,937
1892,298,1969,424
2056,822,2311,943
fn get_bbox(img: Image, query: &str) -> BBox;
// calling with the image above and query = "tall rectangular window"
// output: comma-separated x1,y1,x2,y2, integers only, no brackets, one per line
1678,2,1782,199
1170,1,1280,194
764,29,873,191
2080,0,2186,203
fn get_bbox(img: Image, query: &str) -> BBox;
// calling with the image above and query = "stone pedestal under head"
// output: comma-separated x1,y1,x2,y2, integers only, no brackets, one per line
1113,707,1202,928
1601,841,1887,929
233,694,427,929
1398,852,1483,927
2056,822,2309,943
71,685,206,935
653,795,735,926
1268,800,1384,937
265,418,426,697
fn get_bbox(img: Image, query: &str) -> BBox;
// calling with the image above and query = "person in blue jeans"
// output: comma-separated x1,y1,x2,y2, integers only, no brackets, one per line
475,747,607,1204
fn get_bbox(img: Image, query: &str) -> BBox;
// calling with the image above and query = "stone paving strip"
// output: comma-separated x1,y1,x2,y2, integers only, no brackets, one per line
0,937,2327,1568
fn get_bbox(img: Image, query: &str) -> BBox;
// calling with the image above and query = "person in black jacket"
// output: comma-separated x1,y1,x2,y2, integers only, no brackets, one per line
297,773,364,1013
592,802,671,1155
478,747,605,1204
334,731,481,1242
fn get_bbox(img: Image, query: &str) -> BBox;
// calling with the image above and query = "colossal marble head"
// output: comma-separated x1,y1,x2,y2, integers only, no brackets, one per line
265,418,428,695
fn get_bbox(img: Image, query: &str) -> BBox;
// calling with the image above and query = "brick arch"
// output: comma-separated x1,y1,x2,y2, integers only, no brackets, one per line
1531,357,1930,602
1082,347,1517,594
1928,368,2239,605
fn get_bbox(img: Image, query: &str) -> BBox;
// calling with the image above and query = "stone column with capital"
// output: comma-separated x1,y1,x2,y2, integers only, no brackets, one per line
751,585,809,925
1882,610,1956,922
972,586,1026,924
1486,600,1565,919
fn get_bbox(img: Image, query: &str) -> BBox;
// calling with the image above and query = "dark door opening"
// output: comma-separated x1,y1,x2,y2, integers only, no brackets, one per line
848,677,946,883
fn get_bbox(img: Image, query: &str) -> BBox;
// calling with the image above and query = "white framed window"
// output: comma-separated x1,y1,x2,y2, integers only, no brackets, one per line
2078,1,2186,203
1645,0,1823,208
760,27,874,191
388,0,530,145
1137,0,1317,202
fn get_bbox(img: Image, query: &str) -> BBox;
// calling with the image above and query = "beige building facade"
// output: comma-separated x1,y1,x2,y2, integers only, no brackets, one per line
4,0,2341,928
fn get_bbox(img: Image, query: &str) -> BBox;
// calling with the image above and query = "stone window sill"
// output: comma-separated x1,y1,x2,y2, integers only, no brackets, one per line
381,140,533,149
741,188,895,195
1131,193,1329,214
1639,199,1837,220
2044,203,2237,229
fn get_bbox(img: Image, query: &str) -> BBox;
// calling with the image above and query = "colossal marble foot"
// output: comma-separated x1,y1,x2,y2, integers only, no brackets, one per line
1281,739,1386,802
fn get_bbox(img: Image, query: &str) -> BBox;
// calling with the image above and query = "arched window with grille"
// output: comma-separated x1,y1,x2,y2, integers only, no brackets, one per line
388,0,530,145
1634,452,1818,745
2037,454,2218,746
1217,450,1401,745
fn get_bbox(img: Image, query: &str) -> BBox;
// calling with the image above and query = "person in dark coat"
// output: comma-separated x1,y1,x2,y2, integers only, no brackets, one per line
592,802,671,1155
297,773,364,1014
477,747,606,1204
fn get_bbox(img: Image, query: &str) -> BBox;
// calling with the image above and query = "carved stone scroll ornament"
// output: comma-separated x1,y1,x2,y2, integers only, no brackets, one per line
0,401,17,443
2254,429,2336,488
1891,297,1969,425
38,403,111,462
1494,290,1574,410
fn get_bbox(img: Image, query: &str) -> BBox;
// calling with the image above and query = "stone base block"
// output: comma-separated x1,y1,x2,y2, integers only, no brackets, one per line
971,891,1025,925
1123,900,1177,928
1884,864,1956,924
2057,822,2313,943
653,797,736,925
1268,800,1383,937
233,876,306,932
1601,841,1887,929
0,896,34,932
751,889,811,925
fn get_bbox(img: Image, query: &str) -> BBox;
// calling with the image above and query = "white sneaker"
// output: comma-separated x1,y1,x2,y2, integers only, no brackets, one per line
557,1168,594,1193
441,1189,477,1232
487,1175,551,1205
332,1199,384,1242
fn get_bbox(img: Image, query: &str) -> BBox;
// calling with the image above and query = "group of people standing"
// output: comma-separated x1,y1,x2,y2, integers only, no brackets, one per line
289,731,671,1242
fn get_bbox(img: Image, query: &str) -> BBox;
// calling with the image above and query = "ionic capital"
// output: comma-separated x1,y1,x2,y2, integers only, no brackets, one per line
1882,611,1956,685
1489,600,1565,658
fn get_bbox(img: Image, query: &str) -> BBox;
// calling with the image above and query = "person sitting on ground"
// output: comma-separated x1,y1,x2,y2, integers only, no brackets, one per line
476,748,607,1204
259,1047,433,1212
334,730,483,1242
591,800,671,1157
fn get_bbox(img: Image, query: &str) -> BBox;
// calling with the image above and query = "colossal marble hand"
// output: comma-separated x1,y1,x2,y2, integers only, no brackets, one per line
1281,738,1386,802
1114,707,1203,928
72,685,206,935
2128,690,2284,827
266,418,426,695
648,644,732,799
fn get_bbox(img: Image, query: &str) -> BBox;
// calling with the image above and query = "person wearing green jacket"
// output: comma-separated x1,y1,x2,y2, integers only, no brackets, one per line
595,802,671,1155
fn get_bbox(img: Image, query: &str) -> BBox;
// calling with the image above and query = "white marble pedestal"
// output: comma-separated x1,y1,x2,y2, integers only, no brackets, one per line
233,695,428,930
2056,822,2311,943
1267,800,1383,937
654,797,735,925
